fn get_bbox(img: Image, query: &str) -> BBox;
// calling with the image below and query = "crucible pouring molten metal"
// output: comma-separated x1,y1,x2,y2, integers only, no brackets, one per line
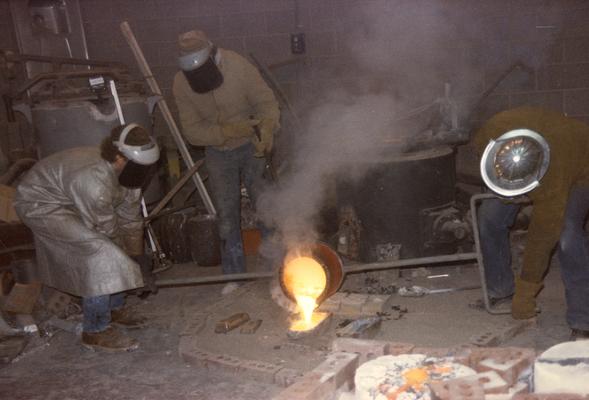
279,243,343,332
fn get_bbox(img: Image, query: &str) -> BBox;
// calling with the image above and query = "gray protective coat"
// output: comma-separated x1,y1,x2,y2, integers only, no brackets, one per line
14,147,144,297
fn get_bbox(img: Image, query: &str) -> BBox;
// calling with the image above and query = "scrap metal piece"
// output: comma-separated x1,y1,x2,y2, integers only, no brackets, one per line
240,319,262,334
214,312,250,334
335,316,381,338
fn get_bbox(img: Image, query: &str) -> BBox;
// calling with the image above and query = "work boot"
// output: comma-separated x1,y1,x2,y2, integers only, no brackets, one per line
111,308,148,329
570,329,589,341
511,277,543,319
81,326,139,352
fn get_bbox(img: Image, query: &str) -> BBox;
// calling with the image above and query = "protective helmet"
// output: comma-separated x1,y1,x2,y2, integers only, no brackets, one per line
177,30,223,93
480,128,550,197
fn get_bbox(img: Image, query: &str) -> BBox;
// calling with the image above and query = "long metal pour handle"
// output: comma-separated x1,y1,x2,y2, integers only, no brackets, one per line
120,21,216,216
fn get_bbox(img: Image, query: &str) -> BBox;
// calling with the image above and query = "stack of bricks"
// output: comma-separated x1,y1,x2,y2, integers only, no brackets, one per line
272,338,562,400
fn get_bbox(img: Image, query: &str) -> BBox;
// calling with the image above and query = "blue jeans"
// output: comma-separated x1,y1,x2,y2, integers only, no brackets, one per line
478,186,589,330
205,142,265,275
82,292,124,333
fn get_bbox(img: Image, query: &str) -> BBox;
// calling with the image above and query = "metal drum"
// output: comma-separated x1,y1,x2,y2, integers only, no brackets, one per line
336,145,458,262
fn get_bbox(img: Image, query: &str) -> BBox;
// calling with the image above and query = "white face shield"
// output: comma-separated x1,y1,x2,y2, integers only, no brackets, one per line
113,123,160,189
178,43,223,93
480,129,550,197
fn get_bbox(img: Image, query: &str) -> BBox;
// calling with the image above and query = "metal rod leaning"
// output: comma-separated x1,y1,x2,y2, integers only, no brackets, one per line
119,21,216,216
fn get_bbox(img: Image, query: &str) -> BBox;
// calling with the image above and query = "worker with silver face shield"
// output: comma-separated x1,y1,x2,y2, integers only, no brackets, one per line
473,106,589,340
173,30,280,294
14,123,160,352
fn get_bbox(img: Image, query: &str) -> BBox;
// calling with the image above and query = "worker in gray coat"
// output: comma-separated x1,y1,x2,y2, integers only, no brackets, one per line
14,123,159,352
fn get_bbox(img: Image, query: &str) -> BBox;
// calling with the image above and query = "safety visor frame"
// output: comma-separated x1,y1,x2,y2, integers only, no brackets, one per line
480,128,550,198
178,43,214,71
113,123,160,165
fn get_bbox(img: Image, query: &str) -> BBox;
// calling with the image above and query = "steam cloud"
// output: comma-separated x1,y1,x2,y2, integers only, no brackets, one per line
257,1,562,259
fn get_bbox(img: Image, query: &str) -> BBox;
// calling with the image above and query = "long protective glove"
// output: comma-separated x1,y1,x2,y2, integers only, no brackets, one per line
221,119,260,139
252,119,275,157
511,277,543,319
121,231,144,257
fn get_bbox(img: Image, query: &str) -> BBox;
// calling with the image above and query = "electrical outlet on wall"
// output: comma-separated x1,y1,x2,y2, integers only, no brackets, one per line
290,32,305,54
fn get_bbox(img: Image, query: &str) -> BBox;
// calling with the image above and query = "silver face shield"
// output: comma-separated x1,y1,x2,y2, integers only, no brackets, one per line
480,129,550,197
178,45,223,93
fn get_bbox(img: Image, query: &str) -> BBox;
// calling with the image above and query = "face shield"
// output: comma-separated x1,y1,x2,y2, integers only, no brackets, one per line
113,123,161,189
480,129,550,197
178,43,223,94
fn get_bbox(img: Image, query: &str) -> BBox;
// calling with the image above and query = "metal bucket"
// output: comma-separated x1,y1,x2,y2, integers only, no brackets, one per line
186,214,221,267
275,242,344,311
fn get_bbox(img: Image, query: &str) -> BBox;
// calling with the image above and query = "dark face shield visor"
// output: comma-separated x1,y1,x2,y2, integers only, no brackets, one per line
182,56,224,93
119,160,157,189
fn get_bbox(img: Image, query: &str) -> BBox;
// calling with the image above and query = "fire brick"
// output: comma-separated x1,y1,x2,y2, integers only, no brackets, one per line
360,294,392,315
272,371,334,400
385,341,415,355
206,353,243,374
312,352,360,390
469,347,536,386
339,293,369,316
448,378,486,400
449,371,509,394
412,346,453,358
318,292,347,313
429,377,486,400
331,337,389,364
274,367,302,388
239,360,283,384
513,395,589,400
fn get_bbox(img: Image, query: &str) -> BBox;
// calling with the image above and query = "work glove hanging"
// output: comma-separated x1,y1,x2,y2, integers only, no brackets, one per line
252,119,275,157
221,119,260,139
511,277,543,319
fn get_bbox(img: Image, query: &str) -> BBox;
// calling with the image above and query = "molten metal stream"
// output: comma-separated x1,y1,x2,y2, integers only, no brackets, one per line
282,256,327,331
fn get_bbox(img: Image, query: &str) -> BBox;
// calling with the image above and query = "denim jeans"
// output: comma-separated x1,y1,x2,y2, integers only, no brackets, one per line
205,142,265,275
478,198,520,300
82,292,124,333
478,186,589,330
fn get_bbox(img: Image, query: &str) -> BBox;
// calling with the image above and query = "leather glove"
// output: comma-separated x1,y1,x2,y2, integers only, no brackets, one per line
252,119,275,157
221,119,260,139
122,231,144,257
511,277,543,319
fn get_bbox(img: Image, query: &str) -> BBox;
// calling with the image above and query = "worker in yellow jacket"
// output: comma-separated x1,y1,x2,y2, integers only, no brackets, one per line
173,30,280,290
473,106,589,340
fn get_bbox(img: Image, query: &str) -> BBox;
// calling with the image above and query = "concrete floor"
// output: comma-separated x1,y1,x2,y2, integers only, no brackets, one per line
0,248,573,400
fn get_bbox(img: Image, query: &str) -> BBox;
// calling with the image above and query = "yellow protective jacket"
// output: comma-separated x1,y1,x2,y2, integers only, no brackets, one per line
173,49,280,149
473,106,589,282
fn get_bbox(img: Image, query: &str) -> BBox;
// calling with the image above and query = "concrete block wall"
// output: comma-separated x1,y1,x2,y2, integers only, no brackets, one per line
3,1,589,140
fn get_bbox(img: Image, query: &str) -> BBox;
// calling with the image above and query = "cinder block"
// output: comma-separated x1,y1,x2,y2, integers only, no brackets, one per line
240,360,283,384
470,347,536,386
332,337,389,364
272,371,333,400
360,295,392,315
274,367,302,388
339,293,369,316
313,352,359,390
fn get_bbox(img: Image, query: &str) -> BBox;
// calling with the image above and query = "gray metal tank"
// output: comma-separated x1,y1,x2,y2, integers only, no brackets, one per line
17,94,157,157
